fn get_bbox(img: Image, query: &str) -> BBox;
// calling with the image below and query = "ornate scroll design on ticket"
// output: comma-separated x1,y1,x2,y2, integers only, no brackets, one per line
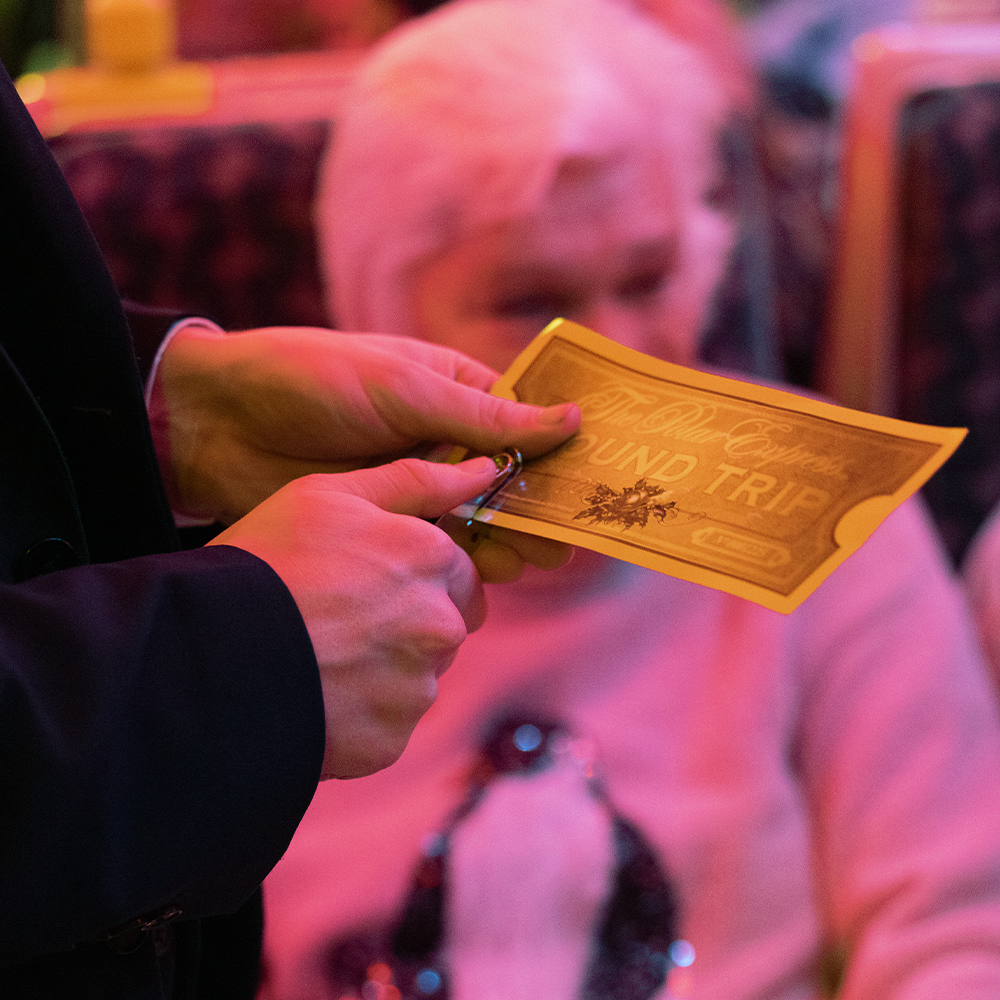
474,320,966,613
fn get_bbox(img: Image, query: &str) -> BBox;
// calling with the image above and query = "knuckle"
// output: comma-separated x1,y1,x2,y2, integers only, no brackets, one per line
476,392,518,436
395,515,463,571
387,456,437,492
376,687,436,732
401,600,468,662
412,612,467,659
424,523,464,567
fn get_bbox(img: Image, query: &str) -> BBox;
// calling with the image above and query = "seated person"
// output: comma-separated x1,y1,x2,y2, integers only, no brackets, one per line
259,2,1000,998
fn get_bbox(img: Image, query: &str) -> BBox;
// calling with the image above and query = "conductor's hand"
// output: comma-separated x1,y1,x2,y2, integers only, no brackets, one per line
208,456,503,779
150,324,580,525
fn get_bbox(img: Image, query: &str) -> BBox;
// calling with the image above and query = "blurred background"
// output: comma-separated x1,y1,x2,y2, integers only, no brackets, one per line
1,0,448,75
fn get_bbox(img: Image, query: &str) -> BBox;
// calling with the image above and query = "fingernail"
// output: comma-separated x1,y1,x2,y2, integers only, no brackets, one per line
463,456,500,477
537,402,579,427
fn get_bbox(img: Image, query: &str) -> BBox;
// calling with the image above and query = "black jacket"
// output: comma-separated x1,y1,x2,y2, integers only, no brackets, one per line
0,63,325,998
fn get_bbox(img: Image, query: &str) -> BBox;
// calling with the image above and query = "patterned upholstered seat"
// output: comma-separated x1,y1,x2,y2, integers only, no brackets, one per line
50,121,332,331
897,82,1000,562
818,23,1000,563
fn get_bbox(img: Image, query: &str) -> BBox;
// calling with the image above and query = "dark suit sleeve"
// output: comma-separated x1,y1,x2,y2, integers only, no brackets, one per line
0,544,325,967
0,59,324,977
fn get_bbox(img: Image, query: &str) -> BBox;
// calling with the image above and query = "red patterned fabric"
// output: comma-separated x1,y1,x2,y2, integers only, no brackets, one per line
49,121,332,332
898,83,1000,563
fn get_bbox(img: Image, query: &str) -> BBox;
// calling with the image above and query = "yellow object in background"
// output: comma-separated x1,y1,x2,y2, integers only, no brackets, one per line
17,0,211,135
87,0,176,73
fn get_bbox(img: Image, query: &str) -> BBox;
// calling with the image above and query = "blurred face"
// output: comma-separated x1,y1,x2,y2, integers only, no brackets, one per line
409,153,735,373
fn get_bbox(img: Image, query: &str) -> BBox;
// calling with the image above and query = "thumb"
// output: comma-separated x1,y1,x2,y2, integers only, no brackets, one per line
404,374,582,460
326,456,501,519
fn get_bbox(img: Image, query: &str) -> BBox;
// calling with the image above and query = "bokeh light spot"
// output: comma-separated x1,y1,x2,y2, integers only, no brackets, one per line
513,723,543,752
670,939,696,967
415,968,442,994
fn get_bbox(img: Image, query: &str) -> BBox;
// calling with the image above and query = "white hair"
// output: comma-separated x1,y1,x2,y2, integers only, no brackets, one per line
317,0,731,338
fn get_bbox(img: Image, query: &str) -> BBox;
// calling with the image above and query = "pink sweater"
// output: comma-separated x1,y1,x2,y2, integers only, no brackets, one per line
261,498,1000,1000
965,503,1000,676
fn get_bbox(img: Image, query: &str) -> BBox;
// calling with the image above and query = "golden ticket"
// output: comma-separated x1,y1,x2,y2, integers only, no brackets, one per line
467,319,966,614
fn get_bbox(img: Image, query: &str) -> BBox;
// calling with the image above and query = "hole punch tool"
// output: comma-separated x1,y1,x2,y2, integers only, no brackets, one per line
467,448,523,526
436,447,523,533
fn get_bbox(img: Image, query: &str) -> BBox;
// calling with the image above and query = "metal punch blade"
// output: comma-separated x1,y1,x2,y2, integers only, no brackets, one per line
467,448,523,526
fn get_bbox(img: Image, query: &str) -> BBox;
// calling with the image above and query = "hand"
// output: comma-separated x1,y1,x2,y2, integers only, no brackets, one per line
436,514,574,583
149,324,580,525
209,456,507,779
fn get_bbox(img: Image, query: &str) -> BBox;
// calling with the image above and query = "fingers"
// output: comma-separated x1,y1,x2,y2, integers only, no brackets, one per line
439,531,489,633
320,455,502,520
376,369,581,460
465,395,582,461
437,516,574,583
327,458,574,588
385,509,487,636
369,336,582,457
352,334,503,392
300,464,493,630
497,528,574,572
290,331,581,460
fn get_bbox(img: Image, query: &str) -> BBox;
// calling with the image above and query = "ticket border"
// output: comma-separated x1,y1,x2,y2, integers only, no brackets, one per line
477,319,966,614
